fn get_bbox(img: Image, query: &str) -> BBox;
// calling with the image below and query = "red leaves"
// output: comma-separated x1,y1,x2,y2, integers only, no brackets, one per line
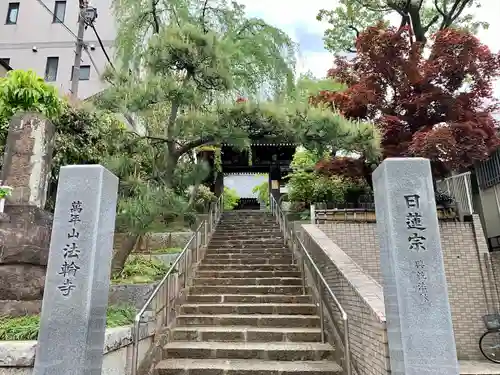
311,23,500,177
315,157,366,179
236,97,247,103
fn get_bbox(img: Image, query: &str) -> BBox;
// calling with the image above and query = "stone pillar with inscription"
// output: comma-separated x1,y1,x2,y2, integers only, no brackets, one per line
0,112,55,316
33,165,119,375
373,158,459,375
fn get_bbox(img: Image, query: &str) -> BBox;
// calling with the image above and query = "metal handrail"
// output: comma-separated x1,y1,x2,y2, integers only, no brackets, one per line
130,194,223,375
269,195,351,375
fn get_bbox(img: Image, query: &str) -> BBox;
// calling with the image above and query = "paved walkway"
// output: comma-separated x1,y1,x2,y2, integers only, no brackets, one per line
461,360,500,374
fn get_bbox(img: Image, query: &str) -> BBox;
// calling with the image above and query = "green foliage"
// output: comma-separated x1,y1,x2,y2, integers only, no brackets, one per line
112,255,169,284
112,0,296,98
0,69,65,120
45,106,128,210
289,72,346,100
318,0,488,54
290,149,324,170
114,183,194,235
0,314,39,341
435,190,455,207
0,70,128,211
286,149,368,206
0,187,12,199
105,305,137,328
252,180,269,206
223,187,239,210
0,305,135,340
99,0,380,194
287,171,349,205
0,69,66,160
192,185,217,213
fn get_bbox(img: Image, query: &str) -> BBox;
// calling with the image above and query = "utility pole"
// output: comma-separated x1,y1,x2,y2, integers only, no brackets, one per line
70,0,86,100
70,0,97,100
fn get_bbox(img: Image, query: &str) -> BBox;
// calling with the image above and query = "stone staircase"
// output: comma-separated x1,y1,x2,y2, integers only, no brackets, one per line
155,211,341,375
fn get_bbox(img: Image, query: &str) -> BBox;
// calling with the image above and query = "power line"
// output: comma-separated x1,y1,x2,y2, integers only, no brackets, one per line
36,0,78,39
90,25,115,70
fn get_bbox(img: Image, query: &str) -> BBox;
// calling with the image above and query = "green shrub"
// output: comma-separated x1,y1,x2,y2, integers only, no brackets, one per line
252,181,269,206
112,255,168,284
0,69,66,166
0,69,65,121
0,305,135,340
223,187,239,210
192,185,217,213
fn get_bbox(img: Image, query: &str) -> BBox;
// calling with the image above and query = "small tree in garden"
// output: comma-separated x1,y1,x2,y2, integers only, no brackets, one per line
286,149,369,213
0,69,65,164
313,23,500,185
105,138,196,274
0,70,129,210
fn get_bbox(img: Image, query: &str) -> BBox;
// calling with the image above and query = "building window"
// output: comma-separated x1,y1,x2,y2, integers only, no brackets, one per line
0,58,10,66
53,1,66,23
44,57,59,82
71,65,90,81
6,3,19,25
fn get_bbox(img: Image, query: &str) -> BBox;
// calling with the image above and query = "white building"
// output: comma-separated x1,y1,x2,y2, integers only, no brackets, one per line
0,0,116,99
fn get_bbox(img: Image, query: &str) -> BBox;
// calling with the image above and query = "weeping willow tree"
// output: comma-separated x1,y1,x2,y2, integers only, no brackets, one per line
111,0,296,98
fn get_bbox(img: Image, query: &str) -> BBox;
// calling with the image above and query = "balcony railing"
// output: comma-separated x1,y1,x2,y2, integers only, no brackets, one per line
436,172,474,216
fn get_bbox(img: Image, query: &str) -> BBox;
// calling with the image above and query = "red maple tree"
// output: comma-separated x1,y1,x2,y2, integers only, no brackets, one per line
313,23,500,184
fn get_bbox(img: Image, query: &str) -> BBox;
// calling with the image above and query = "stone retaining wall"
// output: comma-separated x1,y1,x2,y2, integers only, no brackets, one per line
0,322,155,375
301,225,389,375
113,232,193,254
317,215,494,361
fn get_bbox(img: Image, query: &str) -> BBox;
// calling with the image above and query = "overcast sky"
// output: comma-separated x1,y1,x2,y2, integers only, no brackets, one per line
239,0,500,99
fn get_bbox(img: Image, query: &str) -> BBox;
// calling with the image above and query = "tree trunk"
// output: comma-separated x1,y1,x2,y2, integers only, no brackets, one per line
111,234,140,275
164,153,179,188
362,160,374,191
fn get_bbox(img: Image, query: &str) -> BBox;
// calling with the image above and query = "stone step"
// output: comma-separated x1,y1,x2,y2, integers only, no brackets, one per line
203,252,291,259
207,244,286,250
163,341,334,361
208,240,285,247
192,277,302,286
180,303,316,315
201,257,293,265
155,358,341,375
218,223,277,225
189,285,303,295
220,216,275,220
212,232,283,238
214,229,282,235
207,245,286,251
216,225,279,230
206,247,288,253
204,251,291,258
196,270,301,278
219,218,276,222
197,264,297,271
185,294,311,304
171,326,322,342
176,314,320,328
203,254,292,261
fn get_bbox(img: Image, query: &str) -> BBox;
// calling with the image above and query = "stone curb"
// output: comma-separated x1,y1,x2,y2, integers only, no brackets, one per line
0,321,155,367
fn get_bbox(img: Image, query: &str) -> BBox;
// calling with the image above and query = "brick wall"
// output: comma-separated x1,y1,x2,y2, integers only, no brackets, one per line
301,225,389,375
317,215,494,360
